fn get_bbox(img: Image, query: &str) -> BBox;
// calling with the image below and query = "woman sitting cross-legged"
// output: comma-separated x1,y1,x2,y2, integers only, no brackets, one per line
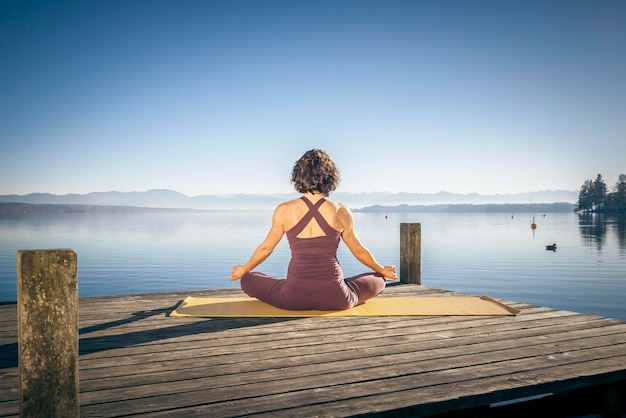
230,148,397,310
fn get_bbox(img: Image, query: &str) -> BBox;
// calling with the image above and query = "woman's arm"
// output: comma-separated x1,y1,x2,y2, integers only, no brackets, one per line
338,205,398,280
230,205,286,281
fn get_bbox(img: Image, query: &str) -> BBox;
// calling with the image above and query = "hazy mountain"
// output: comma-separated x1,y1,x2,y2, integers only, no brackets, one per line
354,202,577,213
334,190,578,207
0,189,578,210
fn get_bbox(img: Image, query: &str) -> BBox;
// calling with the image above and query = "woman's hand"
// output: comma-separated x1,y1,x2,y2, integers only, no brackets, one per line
231,265,246,282
381,265,398,281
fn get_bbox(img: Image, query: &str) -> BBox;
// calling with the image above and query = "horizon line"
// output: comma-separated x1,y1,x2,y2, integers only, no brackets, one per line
0,188,579,198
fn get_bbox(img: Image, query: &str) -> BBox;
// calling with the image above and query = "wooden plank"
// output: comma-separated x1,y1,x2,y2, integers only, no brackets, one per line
77,314,620,369
78,319,626,388
78,326,624,414
78,337,626,415
80,348,626,418
1,284,625,418
76,309,582,378
77,327,626,406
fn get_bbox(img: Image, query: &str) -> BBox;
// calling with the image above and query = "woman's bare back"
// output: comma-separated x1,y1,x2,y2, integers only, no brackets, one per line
279,195,344,239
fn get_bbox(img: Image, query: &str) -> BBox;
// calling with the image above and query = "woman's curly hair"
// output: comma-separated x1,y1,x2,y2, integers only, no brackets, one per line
291,149,340,196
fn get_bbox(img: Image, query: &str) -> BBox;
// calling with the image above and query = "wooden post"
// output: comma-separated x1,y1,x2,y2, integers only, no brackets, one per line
17,249,79,418
400,223,421,284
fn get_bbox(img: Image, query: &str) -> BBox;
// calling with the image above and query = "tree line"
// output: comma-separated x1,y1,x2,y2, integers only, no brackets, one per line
577,173,626,213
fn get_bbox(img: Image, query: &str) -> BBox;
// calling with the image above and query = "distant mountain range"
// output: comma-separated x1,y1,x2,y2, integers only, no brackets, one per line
0,189,579,210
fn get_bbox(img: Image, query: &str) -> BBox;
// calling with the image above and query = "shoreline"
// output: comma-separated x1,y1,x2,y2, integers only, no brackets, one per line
1,201,580,216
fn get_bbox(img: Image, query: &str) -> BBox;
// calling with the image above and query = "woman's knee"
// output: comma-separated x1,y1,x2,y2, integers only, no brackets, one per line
240,273,256,296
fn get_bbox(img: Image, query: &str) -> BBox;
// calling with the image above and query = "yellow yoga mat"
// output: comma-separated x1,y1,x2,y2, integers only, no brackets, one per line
170,295,520,317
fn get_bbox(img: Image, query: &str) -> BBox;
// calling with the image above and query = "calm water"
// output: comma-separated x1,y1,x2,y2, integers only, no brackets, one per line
1,211,625,320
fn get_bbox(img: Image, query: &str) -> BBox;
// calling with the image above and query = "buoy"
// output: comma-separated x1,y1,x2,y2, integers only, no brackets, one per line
531,216,537,230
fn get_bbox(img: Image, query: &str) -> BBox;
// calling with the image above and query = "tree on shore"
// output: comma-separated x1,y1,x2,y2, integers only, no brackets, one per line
577,179,594,212
577,173,626,213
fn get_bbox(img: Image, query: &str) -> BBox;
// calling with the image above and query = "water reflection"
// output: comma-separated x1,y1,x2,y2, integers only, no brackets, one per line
578,213,607,250
578,213,626,252
609,214,626,250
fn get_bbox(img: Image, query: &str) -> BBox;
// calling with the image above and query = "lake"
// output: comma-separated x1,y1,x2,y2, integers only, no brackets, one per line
1,210,625,320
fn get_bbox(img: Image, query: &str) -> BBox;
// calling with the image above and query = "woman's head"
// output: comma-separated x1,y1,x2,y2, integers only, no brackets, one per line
291,149,340,196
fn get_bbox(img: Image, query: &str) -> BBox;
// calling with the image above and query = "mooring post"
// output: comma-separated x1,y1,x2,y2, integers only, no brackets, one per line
17,249,79,418
400,223,421,284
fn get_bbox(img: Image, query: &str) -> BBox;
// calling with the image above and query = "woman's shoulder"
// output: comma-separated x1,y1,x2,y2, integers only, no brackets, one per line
324,198,351,214
286,196,310,206
276,197,317,215
275,198,301,212
324,197,345,207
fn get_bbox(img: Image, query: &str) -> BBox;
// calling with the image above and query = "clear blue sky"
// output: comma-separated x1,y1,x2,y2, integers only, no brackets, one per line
1,0,625,196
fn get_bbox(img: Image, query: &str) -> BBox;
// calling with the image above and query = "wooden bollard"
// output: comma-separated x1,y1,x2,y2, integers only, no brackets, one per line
400,223,421,284
17,249,79,418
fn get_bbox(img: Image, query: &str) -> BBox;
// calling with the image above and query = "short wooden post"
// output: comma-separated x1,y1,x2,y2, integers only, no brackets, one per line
400,223,421,284
17,249,79,418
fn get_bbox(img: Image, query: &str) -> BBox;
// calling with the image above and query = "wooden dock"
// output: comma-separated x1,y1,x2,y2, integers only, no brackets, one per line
1,283,625,417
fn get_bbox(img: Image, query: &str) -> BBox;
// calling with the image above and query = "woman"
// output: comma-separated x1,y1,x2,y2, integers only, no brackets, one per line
231,149,398,310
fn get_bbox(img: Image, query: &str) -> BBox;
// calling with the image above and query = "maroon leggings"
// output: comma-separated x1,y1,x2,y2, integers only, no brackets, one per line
240,271,386,311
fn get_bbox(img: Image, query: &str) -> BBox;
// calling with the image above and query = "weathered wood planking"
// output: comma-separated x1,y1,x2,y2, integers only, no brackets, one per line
0,284,625,417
